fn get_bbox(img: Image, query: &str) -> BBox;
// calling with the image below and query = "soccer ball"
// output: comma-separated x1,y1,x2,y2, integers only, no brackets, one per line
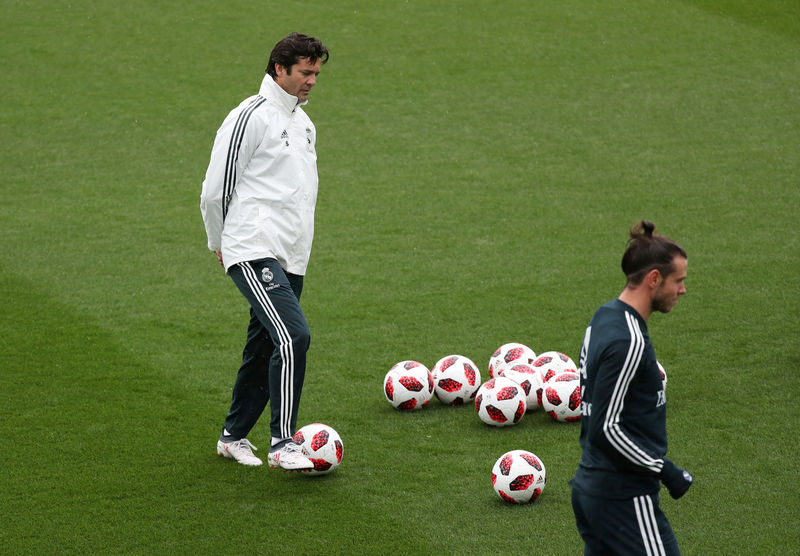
383,360,434,410
292,423,343,475
499,362,542,411
488,342,537,378
432,355,481,405
541,372,581,422
533,350,578,383
533,352,578,409
492,450,546,504
657,360,667,390
475,377,526,426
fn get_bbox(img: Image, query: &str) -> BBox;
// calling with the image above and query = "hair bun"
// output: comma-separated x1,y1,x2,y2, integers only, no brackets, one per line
621,220,686,285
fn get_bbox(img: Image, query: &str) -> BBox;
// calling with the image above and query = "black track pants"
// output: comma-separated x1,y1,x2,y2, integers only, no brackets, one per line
224,258,310,441
572,487,680,556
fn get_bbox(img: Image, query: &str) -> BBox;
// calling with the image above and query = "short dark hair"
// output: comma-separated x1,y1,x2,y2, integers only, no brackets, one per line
621,220,687,285
266,33,329,77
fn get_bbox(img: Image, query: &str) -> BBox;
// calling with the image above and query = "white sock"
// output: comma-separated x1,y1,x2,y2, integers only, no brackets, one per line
271,437,288,447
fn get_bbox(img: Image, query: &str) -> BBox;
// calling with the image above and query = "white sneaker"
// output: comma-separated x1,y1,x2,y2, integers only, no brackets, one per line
217,438,263,466
268,441,314,472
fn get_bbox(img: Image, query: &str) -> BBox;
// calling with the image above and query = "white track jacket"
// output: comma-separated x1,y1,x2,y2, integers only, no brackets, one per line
200,73,318,274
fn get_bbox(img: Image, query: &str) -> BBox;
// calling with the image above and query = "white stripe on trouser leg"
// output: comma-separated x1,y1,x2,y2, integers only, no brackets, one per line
634,495,665,556
633,496,654,556
239,263,295,439
643,495,667,556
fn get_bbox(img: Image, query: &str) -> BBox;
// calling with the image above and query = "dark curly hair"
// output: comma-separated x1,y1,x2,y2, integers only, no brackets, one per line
266,33,329,77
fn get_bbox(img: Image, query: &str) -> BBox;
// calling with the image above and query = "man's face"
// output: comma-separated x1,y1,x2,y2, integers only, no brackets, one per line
274,57,322,103
652,256,688,314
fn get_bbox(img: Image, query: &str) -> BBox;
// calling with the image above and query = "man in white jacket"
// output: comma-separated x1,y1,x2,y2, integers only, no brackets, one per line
200,33,329,471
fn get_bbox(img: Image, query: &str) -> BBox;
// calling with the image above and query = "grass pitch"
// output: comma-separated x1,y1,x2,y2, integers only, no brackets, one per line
2,0,799,553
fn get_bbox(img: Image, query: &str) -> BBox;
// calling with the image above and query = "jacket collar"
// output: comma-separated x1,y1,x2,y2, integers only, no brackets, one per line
259,73,307,113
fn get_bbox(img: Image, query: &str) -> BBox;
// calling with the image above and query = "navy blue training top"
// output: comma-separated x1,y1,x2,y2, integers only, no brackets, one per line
571,299,670,499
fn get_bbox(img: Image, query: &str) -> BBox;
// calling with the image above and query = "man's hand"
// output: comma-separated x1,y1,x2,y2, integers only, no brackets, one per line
213,250,224,268
661,458,693,499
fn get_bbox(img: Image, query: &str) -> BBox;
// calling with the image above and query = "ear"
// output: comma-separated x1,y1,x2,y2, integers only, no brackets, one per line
645,268,662,289
274,63,287,78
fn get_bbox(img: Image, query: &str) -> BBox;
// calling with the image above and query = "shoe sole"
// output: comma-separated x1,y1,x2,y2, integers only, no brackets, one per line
216,448,263,466
268,459,314,472
268,463,314,472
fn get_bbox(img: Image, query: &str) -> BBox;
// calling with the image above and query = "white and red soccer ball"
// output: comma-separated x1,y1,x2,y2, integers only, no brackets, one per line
492,449,547,504
532,350,578,383
499,362,543,411
541,372,582,422
292,423,343,475
432,355,481,405
488,342,537,378
383,360,434,411
475,377,526,426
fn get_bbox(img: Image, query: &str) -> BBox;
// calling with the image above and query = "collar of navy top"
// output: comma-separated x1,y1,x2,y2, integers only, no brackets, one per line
259,73,307,113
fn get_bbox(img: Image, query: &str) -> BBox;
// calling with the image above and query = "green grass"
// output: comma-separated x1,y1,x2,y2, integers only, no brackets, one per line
2,0,799,553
